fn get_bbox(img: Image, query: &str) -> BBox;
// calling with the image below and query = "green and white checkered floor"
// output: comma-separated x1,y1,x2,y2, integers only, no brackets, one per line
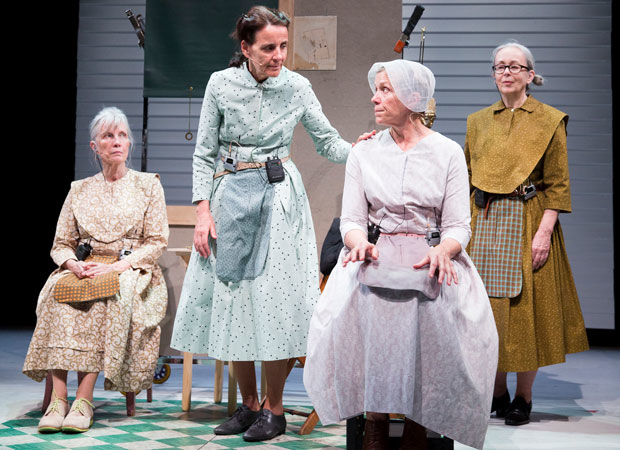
0,398,346,450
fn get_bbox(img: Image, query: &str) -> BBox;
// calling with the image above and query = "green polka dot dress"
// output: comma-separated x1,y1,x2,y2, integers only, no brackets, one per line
171,64,351,361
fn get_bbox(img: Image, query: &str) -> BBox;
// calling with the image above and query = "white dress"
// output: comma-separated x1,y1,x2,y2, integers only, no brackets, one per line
304,130,498,450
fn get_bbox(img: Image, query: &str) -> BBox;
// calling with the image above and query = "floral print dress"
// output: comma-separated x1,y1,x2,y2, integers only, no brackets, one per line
23,170,169,392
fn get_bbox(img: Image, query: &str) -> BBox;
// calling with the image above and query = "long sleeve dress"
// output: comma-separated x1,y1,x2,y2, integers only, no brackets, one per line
465,95,589,372
23,170,169,392
170,64,350,361
304,130,498,450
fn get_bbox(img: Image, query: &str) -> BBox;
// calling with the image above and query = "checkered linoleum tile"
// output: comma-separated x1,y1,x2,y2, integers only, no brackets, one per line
0,398,346,450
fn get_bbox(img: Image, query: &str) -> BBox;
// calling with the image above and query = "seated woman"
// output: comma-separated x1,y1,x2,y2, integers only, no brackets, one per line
23,107,169,433
304,60,498,450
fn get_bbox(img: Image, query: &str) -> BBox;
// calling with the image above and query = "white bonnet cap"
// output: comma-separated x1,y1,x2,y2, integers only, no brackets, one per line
368,59,435,112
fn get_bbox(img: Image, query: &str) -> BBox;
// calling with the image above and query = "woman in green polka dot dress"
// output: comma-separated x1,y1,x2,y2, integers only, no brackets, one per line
171,6,368,441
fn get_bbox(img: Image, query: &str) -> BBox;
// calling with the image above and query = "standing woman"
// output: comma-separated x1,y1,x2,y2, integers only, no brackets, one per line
465,41,589,426
171,6,359,442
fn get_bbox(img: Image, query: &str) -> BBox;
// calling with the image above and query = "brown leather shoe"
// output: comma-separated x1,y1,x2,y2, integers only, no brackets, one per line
399,418,427,450
363,413,389,450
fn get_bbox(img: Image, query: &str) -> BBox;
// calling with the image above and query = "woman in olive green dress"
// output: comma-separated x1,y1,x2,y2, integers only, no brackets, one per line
464,41,589,426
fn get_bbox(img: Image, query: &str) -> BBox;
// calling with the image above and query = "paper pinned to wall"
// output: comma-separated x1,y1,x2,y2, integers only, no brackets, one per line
293,16,337,70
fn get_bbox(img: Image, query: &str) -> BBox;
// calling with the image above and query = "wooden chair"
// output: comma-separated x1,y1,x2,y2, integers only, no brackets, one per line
256,275,329,435
166,205,236,415
275,273,329,435
282,357,320,435
166,206,320,434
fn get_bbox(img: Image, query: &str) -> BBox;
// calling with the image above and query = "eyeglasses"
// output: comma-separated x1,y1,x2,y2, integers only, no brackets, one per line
492,64,531,74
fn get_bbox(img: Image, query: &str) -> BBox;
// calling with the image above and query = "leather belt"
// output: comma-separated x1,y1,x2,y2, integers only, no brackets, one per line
381,232,425,238
481,183,544,218
213,156,290,179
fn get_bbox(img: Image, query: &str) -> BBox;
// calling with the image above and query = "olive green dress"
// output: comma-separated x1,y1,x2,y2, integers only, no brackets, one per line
465,95,589,372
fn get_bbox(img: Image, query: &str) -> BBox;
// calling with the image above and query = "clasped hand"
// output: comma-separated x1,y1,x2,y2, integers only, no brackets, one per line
66,259,130,279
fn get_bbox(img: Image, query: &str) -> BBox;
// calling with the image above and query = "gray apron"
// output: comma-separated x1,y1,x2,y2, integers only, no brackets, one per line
215,169,274,283
357,234,440,299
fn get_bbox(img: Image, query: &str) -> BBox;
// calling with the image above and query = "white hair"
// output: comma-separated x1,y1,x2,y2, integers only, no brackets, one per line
492,40,544,86
89,106,135,147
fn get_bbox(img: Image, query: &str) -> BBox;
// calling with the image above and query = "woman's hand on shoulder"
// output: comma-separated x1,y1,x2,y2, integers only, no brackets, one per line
194,200,217,258
413,241,460,286
352,130,377,147
343,240,378,267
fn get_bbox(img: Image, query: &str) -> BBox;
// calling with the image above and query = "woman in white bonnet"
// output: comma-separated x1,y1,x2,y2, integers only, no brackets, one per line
304,60,498,450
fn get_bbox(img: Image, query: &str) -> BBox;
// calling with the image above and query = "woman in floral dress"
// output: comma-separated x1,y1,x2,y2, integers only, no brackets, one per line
23,106,169,433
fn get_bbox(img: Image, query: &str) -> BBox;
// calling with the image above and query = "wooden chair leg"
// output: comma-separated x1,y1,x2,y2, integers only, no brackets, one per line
42,372,53,413
282,356,320,435
299,410,320,435
147,387,152,402
182,351,193,412
214,359,223,403
227,361,237,415
126,391,136,416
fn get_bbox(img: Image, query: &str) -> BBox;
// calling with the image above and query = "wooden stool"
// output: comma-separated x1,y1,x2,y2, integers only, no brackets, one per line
180,352,236,415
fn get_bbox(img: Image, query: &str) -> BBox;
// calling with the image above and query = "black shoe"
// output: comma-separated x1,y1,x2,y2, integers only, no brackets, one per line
214,405,261,435
491,389,511,418
242,409,287,442
505,395,532,426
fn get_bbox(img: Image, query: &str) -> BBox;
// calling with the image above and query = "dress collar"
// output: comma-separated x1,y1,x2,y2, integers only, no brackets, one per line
237,61,287,89
492,95,538,113
95,168,133,184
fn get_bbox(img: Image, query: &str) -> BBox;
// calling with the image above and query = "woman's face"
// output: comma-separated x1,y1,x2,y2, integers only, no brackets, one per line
90,124,130,167
493,46,535,98
242,24,288,81
371,71,410,127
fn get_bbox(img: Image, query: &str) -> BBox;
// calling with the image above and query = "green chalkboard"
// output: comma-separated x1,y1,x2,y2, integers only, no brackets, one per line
144,0,278,98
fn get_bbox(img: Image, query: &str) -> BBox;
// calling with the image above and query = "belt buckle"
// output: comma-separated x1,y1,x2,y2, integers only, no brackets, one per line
523,184,536,200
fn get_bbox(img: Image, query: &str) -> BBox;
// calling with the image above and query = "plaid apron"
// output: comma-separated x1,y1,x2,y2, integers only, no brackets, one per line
470,197,523,298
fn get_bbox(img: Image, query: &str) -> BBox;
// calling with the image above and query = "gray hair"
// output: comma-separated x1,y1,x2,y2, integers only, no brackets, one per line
89,106,135,148
491,40,544,87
